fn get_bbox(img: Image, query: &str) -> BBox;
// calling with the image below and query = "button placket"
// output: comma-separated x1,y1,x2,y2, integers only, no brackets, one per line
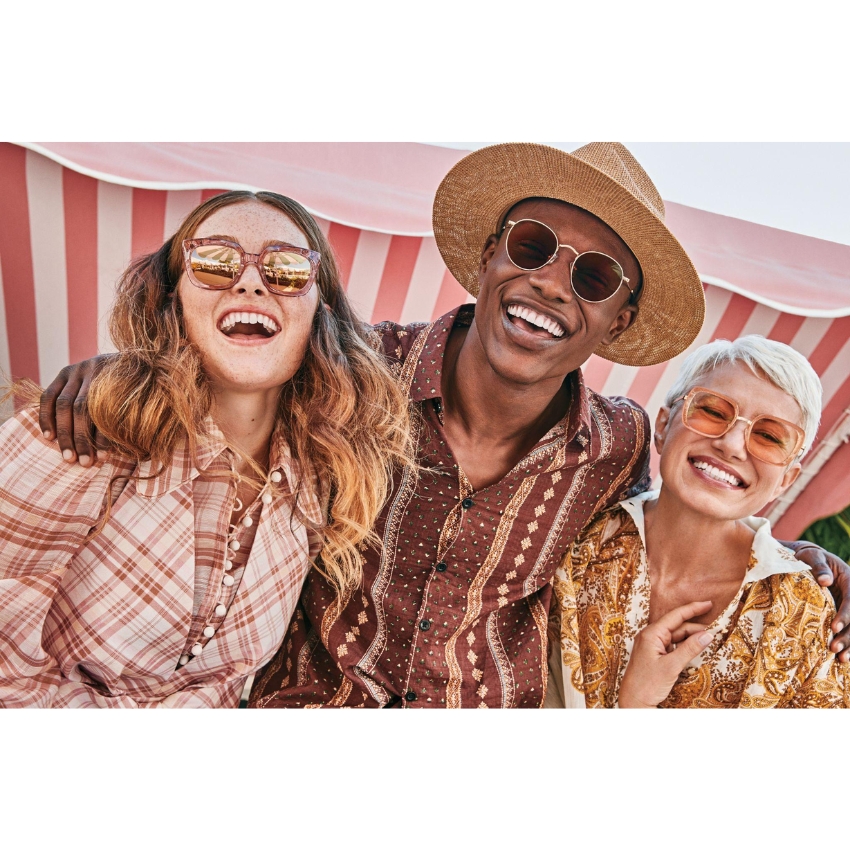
179,466,281,670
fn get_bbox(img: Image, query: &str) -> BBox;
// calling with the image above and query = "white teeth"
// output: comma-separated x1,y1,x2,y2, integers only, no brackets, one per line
506,304,565,337
692,460,743,487
218,311,279,334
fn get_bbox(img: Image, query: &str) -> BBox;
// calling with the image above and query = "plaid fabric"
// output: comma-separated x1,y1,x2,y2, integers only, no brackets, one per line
0,408,323,708
252,306,651,708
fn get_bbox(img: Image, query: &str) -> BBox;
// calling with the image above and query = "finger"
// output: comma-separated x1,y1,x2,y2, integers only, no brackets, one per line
72,372,97,465
94,427,110,462
829,620,850,658
54,376,83,460
651,600,713,635
668,629,715,671
670,622,709,644
807,550,834,587
827,554,850,640
38,368,72,441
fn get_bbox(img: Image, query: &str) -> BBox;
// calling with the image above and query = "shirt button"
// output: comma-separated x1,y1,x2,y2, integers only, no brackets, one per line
461,498,474,509
215,603,227,617
261,492,273,505
229,539,241,551
435,561,448,572
203,626,215,638
179,655,190,666
223,574,235,587
225,559,234,571
419,619,431,631
191,643,203,656
405,691,417,702
241,516,253,528
270,470,283,483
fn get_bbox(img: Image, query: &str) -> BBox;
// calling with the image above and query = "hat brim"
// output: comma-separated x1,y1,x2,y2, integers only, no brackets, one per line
432,143,705,367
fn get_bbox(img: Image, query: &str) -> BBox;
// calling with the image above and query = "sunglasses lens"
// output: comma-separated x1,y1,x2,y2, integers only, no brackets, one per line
262,251,314,294
189,244,241,289
506,220,559,270
748,417,800,464
571,252,626,302
685,391,802,464
685,391,736,437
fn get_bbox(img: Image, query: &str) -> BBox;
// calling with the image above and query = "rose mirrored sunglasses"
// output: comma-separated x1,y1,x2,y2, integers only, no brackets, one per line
501,218,636,304
183,238,320,296
674,387,806,466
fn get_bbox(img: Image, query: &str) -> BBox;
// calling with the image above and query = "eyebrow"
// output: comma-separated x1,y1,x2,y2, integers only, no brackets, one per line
201,235,302,250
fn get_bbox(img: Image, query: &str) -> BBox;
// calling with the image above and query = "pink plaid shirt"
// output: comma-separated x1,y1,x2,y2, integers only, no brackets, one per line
0,408,323,708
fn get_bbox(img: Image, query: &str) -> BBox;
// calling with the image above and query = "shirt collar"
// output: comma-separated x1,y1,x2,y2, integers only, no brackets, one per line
411,304,593,446
134,416,321,527
618,490,808,582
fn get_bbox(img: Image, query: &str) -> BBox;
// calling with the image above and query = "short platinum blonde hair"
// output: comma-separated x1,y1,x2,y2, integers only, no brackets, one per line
663,335,822,456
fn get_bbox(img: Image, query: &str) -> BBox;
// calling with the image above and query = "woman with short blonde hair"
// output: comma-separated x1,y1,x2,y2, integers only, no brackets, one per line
548,335,848,708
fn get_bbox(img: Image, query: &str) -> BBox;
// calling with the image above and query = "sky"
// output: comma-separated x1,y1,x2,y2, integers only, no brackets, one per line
431,144,850,246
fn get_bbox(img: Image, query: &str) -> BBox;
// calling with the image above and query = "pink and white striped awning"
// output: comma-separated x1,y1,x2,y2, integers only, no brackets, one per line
1,142,848,539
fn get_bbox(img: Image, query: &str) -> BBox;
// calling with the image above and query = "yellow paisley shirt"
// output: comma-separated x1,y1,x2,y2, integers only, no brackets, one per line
546,491,849,709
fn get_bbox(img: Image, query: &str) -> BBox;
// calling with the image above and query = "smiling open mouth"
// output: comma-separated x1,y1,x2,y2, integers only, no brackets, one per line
689,458,745,488
218,311,280,340
506,304,565,339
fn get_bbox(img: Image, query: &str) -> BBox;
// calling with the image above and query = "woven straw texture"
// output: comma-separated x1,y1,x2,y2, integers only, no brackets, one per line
432,142,705,366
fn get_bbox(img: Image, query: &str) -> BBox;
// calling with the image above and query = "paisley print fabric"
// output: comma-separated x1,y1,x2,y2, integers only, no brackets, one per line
548,491,849,709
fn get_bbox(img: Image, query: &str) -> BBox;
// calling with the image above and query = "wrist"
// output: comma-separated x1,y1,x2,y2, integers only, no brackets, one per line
617,684,658,709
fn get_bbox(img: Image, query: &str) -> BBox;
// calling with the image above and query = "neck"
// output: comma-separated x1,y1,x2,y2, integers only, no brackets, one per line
443,321,570,446
209,386,280,475
643,487,754,585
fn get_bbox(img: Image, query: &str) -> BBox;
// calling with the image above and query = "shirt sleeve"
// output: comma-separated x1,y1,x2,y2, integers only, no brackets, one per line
620,402,652,499
750,574,850,709
0,407,116,707
780,589,850,708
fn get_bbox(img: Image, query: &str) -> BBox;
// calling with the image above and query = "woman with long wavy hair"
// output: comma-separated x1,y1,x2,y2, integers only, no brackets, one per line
0,191,413,708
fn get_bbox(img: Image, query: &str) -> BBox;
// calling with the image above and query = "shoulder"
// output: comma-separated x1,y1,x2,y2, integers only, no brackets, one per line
568,506,638,568
367,320,433,368
0,407,125,523
766,570,835,619
588,391,651,446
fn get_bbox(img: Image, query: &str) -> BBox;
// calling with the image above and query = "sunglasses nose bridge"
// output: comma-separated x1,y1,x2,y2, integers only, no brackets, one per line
710,415,751,459
235,256,270,292
526,258,576,304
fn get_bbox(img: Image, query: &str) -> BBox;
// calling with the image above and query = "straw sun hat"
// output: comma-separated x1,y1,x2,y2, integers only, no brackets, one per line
432,142,705,367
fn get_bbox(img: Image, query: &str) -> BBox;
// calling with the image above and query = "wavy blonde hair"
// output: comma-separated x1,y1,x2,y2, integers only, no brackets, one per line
85,190,413,591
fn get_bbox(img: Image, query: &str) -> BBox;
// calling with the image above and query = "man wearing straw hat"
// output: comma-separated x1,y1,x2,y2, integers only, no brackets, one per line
41,143,850,707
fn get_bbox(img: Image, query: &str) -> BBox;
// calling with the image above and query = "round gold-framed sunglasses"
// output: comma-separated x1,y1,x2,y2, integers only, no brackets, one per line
673,387,806,466
501,218,635,304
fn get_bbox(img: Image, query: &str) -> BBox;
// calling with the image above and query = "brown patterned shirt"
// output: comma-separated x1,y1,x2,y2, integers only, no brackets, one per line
251,305,651,708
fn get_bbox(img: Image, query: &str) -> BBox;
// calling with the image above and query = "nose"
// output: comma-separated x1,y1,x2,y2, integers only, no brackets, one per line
527,252,574,303
236,260,269,296
711,418,749,461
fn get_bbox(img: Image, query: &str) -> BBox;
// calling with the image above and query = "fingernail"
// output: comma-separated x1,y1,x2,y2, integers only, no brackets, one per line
835,643,845,654
62,449,74,461
97,450,108,462
43,430,53,440
835,622,845,633
698,631,713,647
78,455,91,467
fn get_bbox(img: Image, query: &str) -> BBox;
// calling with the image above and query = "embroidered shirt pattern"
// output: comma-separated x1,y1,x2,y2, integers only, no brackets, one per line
252,305,651,708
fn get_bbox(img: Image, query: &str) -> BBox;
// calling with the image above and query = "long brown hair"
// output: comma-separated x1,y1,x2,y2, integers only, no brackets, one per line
87,190,413,591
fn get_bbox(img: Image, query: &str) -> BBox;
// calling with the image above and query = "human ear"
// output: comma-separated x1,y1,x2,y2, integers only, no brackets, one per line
654,406,671,453
771,462,802,502
479,234,500,275
599,301,639,347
